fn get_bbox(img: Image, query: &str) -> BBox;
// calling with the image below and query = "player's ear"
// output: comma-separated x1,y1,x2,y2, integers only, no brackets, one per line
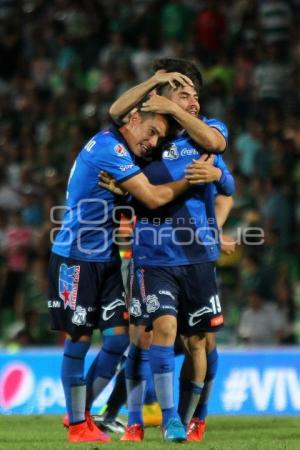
129,110,142,124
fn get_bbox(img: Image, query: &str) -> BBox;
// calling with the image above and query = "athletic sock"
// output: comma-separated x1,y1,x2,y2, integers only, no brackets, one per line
61,339,90,424
125,344,150,426
178,378,204,426
194,347,218,420
86,334,129,410
144,367,157,404
148,344,177,426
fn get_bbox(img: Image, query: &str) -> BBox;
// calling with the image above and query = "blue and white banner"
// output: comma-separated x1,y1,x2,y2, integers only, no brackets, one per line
0,348,300,415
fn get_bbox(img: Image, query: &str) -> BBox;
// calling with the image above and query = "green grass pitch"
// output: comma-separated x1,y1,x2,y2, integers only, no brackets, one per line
0,416,299,450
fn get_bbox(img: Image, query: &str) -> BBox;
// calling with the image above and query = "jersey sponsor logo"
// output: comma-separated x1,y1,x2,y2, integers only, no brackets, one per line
162,144,179,160
114,144,129,157
146,294,160,313
181,148,198,156
71,306,87,326
101,298,126,321
59,263,80,310
188,306,213,327
119,164,134,171
211,315,224,327
130,298,142,317
158,290,175,301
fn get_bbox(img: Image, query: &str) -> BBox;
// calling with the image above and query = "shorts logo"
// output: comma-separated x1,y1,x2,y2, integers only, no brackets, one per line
146,295,160,313
211,315,224,327
59,263,80,310
130,298,142,317
188,306,213,327
114,144,129,157
102,298,126,321
159,290,175,301
72,306,87,326
162,144,179,160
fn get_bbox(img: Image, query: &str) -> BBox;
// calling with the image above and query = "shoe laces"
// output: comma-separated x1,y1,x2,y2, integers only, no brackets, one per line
127,424,141,434
167,417,183,429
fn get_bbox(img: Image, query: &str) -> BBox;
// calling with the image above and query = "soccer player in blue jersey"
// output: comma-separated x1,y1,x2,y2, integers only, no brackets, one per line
108,58,234,443
48,78,200,443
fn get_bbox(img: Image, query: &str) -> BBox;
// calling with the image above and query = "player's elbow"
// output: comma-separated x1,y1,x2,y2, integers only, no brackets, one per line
142,197,161,210
204,133,226,153
109,103,122,122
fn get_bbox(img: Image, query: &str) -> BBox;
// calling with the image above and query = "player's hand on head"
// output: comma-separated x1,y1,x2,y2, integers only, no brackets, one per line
153,70,194,89
141,94,176,115
184,157,221,184
97,171,128,196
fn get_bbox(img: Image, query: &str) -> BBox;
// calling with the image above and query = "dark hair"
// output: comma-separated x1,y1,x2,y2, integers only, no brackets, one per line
153,58,203,94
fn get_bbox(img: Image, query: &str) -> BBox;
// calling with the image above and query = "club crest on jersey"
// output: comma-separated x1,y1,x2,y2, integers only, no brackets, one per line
114,143,128,157
162,144,179,160
59,263,80,310
72,306,87,326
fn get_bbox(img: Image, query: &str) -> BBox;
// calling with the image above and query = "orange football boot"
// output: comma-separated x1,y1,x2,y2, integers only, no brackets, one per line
68,420,111,443
120,424,144,442
187,418,206,442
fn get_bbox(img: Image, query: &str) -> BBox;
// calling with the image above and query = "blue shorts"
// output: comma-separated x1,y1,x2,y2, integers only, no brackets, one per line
130,262,224,335
48,253,128,338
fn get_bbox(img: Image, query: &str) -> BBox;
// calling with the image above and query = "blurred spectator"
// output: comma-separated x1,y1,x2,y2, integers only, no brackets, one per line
194,0,227,65
0,211,33,328
238,291,285,345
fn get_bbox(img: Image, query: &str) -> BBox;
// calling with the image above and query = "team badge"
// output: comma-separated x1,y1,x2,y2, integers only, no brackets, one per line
130,298,142,317
146,295,160,313
59,263,80,310
114,144,128,157
71,306,87,326
162,144,179,160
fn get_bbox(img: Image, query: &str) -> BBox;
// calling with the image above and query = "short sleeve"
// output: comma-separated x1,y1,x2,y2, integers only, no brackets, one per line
81,133,141,182
205,118,229,142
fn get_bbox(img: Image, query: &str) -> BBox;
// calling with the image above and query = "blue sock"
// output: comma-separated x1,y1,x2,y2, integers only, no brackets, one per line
144,369,157,404
194,347,218,420
125,344,150,426
178,378,203,426
86,334,129,410
61,339,90,424
148,344,177,426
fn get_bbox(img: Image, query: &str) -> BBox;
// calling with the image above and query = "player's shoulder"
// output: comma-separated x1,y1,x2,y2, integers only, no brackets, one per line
83,129,130,159
201,115,228,139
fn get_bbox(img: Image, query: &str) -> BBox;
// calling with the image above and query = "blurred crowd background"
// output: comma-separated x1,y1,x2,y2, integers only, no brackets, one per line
0,0,299,348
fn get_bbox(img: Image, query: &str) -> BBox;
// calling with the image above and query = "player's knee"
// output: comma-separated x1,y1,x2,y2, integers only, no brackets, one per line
185,333,206,354
153,316,177,340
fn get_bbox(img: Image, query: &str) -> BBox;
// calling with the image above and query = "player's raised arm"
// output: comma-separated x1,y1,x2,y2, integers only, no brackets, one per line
120,171,188,210
141,88,227,153
109,71,194,123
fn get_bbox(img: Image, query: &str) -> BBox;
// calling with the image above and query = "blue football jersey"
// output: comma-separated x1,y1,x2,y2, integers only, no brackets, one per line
52,127,141,262
132,117,234,266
